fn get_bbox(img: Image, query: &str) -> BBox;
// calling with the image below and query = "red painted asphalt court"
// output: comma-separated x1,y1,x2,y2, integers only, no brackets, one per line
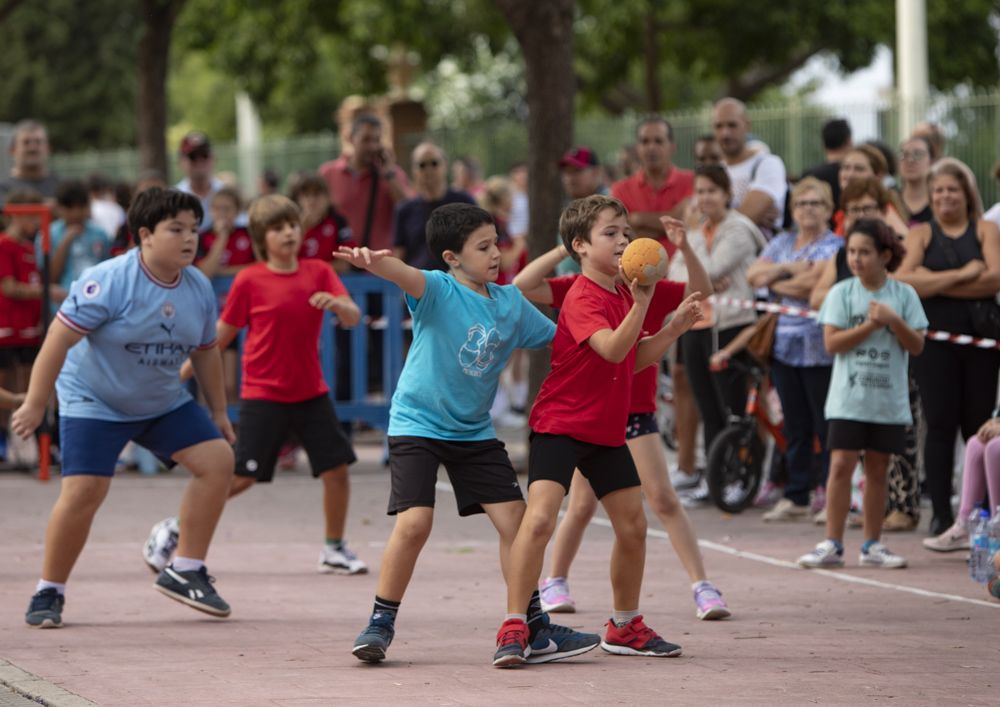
0,444,997,706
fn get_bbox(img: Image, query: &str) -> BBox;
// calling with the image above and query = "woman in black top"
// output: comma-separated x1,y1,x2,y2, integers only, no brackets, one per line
896,158,1000,535
898,136,934,225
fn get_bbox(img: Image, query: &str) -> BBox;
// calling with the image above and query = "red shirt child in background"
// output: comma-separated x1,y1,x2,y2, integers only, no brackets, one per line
196,187,255,278
0,189,48,375
291,173,355,269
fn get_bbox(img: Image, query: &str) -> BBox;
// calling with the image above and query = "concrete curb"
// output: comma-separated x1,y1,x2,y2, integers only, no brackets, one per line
0,660,98,707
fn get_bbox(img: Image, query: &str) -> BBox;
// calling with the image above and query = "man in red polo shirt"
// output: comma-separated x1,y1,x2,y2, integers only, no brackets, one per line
318,114,413,252
611,117,694,258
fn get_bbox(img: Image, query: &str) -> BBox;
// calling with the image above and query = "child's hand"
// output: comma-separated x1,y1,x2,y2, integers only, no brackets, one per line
211,410,236,445
867,301,898,327
977,417,1000,443
10,401,44,440
626,275,655,309
332,246,392,270
659,215,688,250
666,292,704,335
178,359,195,382
709,350,731,371
309,292,344,312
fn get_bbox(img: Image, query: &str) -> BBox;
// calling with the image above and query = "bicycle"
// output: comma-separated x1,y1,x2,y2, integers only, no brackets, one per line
705,357,786,513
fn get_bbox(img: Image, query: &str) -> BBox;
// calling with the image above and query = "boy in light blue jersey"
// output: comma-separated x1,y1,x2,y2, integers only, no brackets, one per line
13,188,236,628
42,180,111,312
335,203,601,665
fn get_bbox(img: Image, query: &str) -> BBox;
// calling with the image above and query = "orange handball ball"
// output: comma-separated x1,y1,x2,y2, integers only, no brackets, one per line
620,238,668,286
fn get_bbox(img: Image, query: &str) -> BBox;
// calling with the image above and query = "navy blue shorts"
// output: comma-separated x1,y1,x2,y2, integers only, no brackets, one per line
59,400,223,477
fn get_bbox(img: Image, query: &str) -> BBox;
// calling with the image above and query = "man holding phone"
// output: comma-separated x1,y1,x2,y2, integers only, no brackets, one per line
319,114,412,251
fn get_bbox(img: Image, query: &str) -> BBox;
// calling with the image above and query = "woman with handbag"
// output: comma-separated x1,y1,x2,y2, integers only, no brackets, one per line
895,158,1000,536
747,177,843,521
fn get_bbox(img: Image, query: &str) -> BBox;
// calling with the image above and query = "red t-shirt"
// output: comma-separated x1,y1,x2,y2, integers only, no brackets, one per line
300,207,355,262
0,234,42,346
198,228,255,268
220,259,348,403
549,275,686,415
530,276,636,446
611,168,695,257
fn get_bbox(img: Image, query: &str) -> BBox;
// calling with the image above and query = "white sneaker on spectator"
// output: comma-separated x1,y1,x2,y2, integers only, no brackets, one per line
797,540,845,568
922,523,968,553
680,479,710,508
669,465,700,491
762,498,810,522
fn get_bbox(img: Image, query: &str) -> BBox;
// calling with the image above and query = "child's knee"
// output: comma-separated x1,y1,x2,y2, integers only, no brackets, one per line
566,494,598,522
646,486,679,517
184,441,235,481
615,507,648,545
393,510,433,545
523,507,559,542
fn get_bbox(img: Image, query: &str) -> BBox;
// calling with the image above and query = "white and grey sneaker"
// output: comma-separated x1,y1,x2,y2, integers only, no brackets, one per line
797,540,845,568
318,542,368,575
143,516,179,574
680,479,710,508
669,465,700,491
859,541,907,569
154,565,230,617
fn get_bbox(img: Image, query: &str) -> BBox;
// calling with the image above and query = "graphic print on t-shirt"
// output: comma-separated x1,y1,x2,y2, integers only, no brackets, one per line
459,323,502,376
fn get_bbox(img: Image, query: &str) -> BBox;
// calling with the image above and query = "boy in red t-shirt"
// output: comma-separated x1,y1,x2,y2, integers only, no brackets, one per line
0,189,47,454
144,195,367,575
493,195,703,667
515,235,731,622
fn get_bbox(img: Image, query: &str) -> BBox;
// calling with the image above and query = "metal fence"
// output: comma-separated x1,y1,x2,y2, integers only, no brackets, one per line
48,90,1000,208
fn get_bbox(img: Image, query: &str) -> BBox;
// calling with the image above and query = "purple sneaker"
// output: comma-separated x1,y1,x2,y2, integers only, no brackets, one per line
810,485,827,514
753,481,783,509
539,576,576,613
693,581,731,620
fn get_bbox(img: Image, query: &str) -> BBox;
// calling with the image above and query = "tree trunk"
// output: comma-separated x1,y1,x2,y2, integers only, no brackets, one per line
494,0,576,411
136,0,185,176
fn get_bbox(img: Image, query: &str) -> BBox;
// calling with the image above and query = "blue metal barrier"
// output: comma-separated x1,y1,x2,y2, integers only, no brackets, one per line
210,271,405,430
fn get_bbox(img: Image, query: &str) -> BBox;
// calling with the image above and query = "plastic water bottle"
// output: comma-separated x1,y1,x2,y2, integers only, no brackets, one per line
986,507,1000,581
969,509,992,583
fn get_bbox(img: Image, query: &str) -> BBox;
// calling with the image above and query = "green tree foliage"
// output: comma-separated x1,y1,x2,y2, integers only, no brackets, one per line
0,0,140,151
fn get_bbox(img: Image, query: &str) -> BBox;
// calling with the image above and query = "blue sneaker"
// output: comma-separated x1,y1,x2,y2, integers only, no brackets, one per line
525,612,600,664
25,588,64,628
352,612,395,663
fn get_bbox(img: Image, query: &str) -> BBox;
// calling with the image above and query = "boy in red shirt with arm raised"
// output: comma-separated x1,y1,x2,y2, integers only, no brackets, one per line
493,195,703,667
144,195,367,576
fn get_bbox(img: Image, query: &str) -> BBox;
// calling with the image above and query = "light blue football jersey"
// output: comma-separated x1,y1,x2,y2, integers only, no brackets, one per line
55,249,218,421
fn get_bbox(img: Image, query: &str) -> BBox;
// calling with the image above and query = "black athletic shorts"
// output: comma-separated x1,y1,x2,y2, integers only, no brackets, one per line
235,394,356,482
626,412,659,440
0,345,38,368
386,436,524,517
827,419,906,455
528,432,641,499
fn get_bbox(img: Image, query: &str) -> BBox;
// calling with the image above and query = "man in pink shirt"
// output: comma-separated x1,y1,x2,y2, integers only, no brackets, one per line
611,117,694,257
319,114,413,251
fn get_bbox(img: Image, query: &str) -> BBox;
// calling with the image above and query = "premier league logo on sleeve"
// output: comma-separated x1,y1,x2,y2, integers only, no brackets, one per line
82,280,101,299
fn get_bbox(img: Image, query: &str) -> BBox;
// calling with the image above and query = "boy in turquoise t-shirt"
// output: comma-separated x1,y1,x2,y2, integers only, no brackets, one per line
798,219,927,571
335,202,601,665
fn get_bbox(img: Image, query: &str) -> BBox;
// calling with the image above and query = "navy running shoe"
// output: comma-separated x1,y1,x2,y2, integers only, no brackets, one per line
154,565,230,617
526,612,600,664
352,612,395,663
25,588,64,628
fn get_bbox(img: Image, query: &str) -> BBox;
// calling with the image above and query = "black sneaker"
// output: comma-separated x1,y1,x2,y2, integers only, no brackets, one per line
525,611,600,664
352,611,395,662
154,565,230,617
25,588,64,628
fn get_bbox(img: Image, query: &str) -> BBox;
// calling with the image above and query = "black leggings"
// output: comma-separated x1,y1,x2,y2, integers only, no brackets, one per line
910,340,1000,525
680,326,749,453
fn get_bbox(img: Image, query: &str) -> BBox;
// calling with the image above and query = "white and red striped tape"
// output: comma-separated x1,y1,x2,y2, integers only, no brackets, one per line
711,295,1000,351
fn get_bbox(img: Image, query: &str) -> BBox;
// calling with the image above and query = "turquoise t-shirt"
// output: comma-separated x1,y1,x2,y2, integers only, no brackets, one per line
388,269,556,440
818,277,928,425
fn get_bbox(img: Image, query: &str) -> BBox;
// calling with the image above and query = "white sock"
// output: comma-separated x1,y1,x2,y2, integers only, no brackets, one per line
612,609,640,627
36,579,66,595
692,580,711,591
504,613,528,623
171,556,205,572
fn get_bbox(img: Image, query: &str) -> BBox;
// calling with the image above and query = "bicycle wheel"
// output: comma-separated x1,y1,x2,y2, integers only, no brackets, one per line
706,423,764,514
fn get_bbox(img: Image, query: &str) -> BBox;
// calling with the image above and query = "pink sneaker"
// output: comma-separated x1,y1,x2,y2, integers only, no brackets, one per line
753,481,783,508
539,576,576,613
810,485,827,514
693,581,731,620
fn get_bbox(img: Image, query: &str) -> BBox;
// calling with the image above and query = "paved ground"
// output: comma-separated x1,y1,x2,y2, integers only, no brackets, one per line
0,438,997,706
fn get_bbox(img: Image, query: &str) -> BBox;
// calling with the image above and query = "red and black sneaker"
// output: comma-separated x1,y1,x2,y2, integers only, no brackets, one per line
492,618,530,667
600,615,682,657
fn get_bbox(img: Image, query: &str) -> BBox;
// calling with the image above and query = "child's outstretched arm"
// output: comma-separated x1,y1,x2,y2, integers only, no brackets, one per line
868,301,925,355
512,245,568,304
660,216,711,298
635,292,704,371
588,278,653,364
309,292,362,327
333,246,425,299
10,320,83,438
